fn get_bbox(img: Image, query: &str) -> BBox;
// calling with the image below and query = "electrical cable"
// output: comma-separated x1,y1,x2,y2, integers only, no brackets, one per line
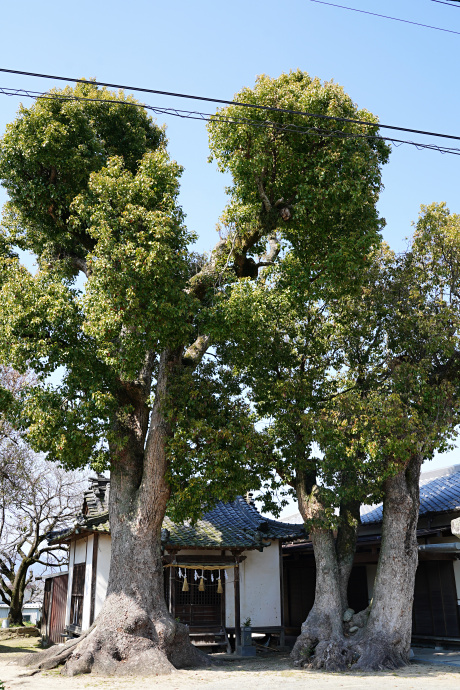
1,85,460,157
1,67,460,144
430,0,460,6
306,0,460,35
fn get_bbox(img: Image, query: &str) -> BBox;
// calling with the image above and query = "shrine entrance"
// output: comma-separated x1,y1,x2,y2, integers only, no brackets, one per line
166,566,226,632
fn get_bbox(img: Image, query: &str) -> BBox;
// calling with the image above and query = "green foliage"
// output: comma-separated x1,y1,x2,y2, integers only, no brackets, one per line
208,70,390,283
0,81,163,264
0,84,191,471
165,359,283,522
0,73,401,522
74,152,194,377
211,205,460,527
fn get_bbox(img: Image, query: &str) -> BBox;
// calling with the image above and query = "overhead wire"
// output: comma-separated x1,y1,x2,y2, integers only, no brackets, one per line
306,0,460,35
1,85,460,157
430,0,460,6
1,67,460,144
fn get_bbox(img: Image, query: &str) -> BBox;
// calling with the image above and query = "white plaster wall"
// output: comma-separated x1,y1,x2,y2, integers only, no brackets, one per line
225,543,280,628
366,564,377,604
95,535,112,618
74,538,88,564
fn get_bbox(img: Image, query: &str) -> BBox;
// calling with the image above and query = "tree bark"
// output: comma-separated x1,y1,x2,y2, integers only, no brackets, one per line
25,351,210,676
336,498,361,613
291,475,352,671
8,564,27,626
354,453,422,670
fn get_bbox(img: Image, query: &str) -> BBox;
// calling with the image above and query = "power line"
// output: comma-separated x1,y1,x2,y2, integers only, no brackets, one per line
2,85,460,157
307,0,460,35
1,67,460,145
430,0,460,6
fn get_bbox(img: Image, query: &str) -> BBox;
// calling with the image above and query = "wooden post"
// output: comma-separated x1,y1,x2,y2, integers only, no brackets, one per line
234,558,241,651
169,566,176,618
89,533,99,625
278,540,285,647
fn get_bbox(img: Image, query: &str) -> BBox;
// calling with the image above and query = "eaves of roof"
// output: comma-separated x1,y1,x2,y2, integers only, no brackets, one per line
50,497,305,550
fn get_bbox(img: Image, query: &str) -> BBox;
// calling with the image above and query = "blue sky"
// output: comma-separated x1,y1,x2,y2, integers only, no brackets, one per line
0,0,459,478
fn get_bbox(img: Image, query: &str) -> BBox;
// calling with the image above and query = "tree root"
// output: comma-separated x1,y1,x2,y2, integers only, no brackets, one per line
19,621,213,676
19,626,95,671
292,633,356,672
292,629,410,672
353,636,410,671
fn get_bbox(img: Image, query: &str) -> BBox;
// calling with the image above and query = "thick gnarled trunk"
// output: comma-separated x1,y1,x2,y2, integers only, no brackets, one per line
291,476,356,671
22,351,209,676
292,454,423,671
291,526,351,670
354,453,422,670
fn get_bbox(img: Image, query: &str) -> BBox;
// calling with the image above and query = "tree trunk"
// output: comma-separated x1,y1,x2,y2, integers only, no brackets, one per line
336,498,361,613
291,467,366,670
354,453,422,670
24,351,210,676
8,565,27,626
64,475,205,676
291,476,352,671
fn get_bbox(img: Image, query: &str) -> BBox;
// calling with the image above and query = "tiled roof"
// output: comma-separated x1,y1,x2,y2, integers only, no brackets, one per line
82,475,110,517
163,496,305,548
51,489,305,549
361,464,460,525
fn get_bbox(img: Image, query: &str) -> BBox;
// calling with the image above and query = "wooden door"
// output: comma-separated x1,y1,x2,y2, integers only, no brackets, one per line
173,569,224,630
412,560,460,638
48,573,69,644
69,563,85,628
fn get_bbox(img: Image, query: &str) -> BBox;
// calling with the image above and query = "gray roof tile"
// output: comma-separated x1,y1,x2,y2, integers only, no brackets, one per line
361,467,460,525
51,488,305,549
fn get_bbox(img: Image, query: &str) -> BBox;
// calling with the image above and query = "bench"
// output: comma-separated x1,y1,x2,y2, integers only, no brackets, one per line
60,623,82,640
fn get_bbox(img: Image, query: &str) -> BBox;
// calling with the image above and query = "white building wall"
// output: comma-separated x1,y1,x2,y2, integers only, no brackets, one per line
64,538,282,631
94,534,112,619
74,539,88,564
225,542,281,628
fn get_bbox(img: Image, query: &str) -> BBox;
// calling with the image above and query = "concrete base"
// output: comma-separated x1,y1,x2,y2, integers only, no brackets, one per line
412,646,460,668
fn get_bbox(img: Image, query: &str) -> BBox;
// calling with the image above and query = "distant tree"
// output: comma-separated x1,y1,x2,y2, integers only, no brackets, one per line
0,366,85,626
0,457,85,626
0,367,31,493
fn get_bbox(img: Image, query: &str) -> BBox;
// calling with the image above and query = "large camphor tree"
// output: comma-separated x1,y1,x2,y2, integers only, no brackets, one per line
212,205,460,670
0,72,388,676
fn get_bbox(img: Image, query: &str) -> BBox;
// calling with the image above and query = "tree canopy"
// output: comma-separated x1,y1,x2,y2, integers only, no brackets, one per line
0,72,393,676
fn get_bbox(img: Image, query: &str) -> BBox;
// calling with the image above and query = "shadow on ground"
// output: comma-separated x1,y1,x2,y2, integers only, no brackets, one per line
0,638,41,656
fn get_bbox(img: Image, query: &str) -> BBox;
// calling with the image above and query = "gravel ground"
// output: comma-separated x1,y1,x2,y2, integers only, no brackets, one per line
1,639,459,690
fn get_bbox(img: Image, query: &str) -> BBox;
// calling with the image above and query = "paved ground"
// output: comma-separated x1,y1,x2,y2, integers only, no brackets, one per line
0,639,459,690
412,646,460,668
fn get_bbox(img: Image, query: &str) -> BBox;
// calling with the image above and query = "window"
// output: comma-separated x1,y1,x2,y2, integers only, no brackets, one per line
70,563,86,628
